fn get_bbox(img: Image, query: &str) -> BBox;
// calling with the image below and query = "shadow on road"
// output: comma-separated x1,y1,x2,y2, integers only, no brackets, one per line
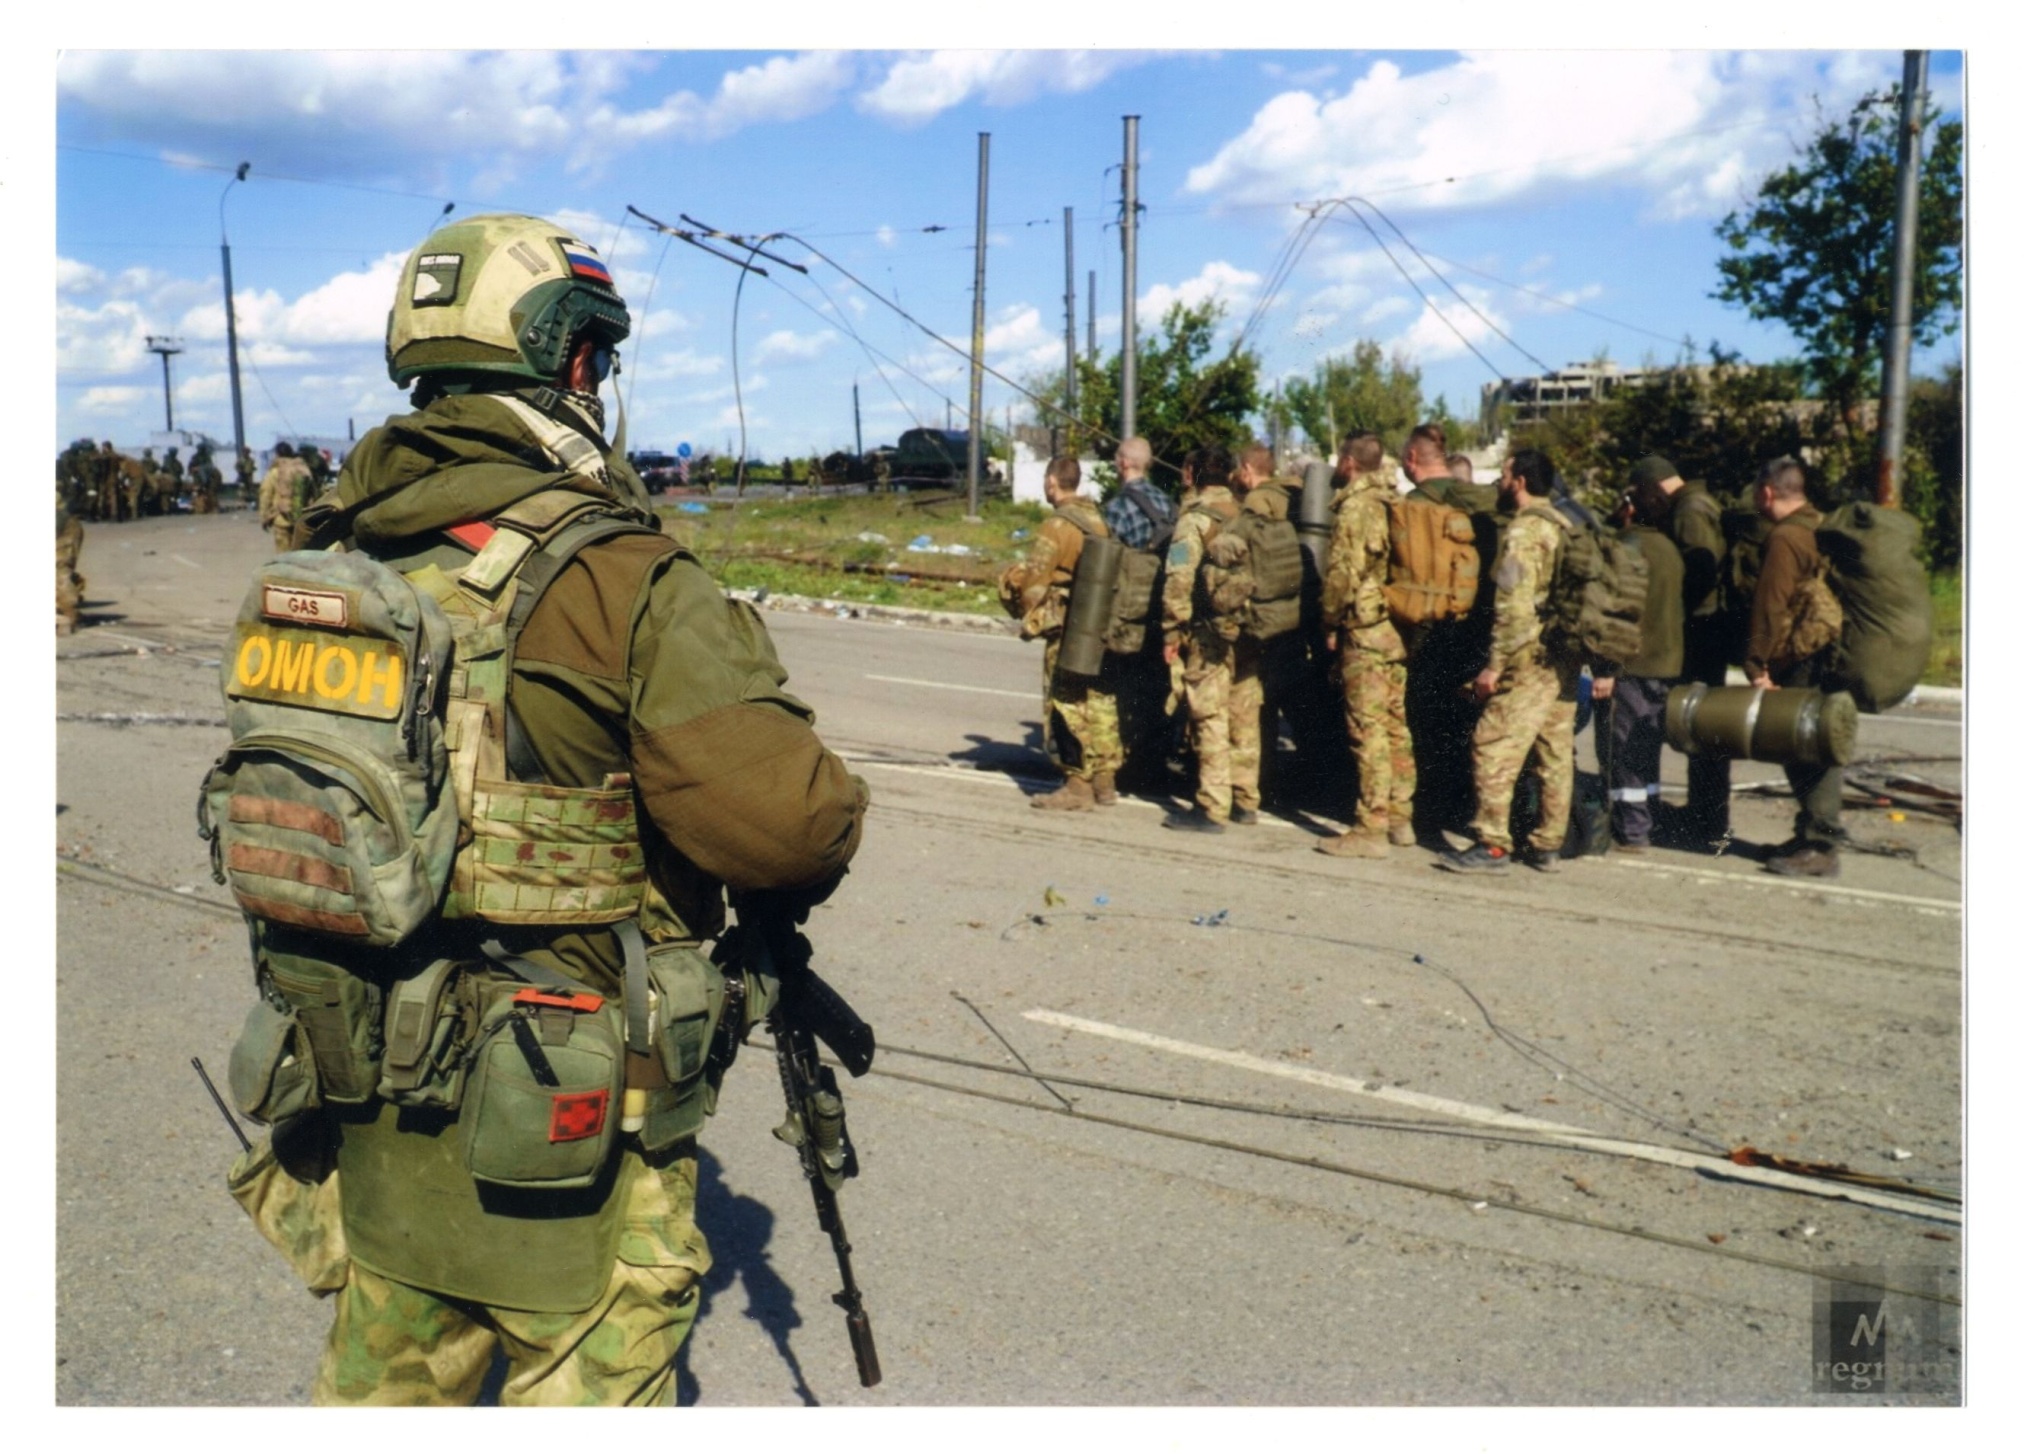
675,1146,818,1406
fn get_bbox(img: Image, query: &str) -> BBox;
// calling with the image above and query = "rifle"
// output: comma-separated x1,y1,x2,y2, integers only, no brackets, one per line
731,896,882,1388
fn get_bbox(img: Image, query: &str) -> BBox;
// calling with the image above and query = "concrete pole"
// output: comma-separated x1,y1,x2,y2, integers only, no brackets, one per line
1063,205,1078,450
1876,49,1929,509
1120,116,1140,441
853,381,863,457
220,164,250,463
1087,270,1096,362
966,133,991,519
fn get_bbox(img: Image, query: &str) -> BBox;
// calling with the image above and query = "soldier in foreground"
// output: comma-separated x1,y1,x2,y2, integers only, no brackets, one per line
206,212,868,1404
1316,432,1415,857
1439,448,1580,874
999,455,1124,810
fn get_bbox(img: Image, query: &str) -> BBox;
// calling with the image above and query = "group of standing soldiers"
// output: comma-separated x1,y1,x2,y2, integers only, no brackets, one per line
1004,422,1845,879
55,438,252,524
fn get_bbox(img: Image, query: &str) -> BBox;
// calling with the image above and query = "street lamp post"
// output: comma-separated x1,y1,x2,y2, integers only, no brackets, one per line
220,163,250,467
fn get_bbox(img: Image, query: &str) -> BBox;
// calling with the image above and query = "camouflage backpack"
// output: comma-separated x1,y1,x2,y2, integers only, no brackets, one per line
1544,516,1650,669
1206,509,1306,642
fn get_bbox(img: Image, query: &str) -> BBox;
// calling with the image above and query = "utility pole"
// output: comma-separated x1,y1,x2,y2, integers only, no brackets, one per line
145,335,183,432
220,163,250,465
966,133,990,520
853,380,863,457
1087,270,1096,362
1120,115,1141,441
1876,49,1930,509
1062,205,1077,456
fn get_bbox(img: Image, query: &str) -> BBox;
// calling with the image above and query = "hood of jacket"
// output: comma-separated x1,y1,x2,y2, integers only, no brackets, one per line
334,390,633,549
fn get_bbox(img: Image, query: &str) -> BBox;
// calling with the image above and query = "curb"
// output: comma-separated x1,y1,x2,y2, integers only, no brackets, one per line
726,588,1018,637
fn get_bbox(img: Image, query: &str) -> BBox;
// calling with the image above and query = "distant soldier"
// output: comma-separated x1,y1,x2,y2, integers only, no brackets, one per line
235,446,256,501
189,443,222,514
161,446,186,509
258,441,315,551
1595,469,1687,854
57,496,86,634
1160,444,1257,832
872,454,890,493
1745,456,1845,879
998,455,1124,810
1316,432,1416,857
1439,448,1581,874
92,442,125,522
1103,437,1180,790
1399,422,1500,838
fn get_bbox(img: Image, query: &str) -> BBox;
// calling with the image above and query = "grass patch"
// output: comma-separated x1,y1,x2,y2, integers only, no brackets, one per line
657,491,1042,617
1927,569,1961,688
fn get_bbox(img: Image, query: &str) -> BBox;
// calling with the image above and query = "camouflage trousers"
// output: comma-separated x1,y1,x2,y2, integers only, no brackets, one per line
57,517,85,629
1183,635,1263,821
1339,645,1414,834
230,1133,707,1406
272,519,296,553
1042,637,1123,779
1468,651,1581,853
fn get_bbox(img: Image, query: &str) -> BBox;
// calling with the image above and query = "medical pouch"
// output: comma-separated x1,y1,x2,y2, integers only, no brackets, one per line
227,997,322,1125
634,940,727,1154
200,550,458,948
461,980,624,1190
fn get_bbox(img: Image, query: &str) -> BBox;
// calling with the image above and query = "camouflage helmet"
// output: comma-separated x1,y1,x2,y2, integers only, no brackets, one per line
386,212,629,389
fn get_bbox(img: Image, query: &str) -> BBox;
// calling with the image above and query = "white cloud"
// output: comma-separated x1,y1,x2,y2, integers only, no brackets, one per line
1141,260,1262,320
1388,287,1512,366
1184,50,1900,220
755,329,838,364
77,386,145,415
57,258,105,296
586,52,857,153
876,225,899,249
858,50,1156,125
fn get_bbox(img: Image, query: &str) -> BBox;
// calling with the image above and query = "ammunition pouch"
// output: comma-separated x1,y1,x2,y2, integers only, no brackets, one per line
228,997,323,1126
631,940,728,1155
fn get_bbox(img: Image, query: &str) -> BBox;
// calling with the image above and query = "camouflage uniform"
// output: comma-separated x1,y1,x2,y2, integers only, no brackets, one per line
227,389,866,1405
1321,473,1414,837
1467,503,1580,854
57,502,86,633
259,453,315,551
189,446,222,514
1402,473,1501,835
1162,485,1261,821
998,496,1123,781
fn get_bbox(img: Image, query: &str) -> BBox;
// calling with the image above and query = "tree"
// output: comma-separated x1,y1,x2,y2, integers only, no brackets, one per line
1279,341,1423,455
1025,299,1262,492
1713,85,1963,431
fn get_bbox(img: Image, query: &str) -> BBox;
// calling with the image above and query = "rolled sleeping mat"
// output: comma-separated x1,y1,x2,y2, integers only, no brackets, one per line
1058,533,1125,679
1297,461,1334,579
1663,682,1858,767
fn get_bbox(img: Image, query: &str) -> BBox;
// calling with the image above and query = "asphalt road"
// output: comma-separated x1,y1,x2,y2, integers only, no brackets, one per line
53,512,1965,1411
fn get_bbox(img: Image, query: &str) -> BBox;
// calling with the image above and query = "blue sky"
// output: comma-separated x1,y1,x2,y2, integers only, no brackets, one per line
50,42,1965,461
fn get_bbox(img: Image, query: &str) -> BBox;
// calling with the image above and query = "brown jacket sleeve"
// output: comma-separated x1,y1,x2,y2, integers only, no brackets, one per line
1745,513,1820,680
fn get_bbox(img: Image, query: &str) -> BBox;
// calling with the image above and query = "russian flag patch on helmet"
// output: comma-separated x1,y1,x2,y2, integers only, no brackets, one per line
562,246,612,285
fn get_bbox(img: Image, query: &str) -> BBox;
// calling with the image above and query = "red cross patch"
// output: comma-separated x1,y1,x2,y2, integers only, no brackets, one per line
548,1090,608,1143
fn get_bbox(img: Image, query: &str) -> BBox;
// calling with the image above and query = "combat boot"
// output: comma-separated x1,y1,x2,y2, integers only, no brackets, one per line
1315,830,1388,859
1030,776,1096,812
1522,846,1561,873
1162,807,1227,834
1091,771,1119,807
1387,822,1417,848
1764,845,1839,878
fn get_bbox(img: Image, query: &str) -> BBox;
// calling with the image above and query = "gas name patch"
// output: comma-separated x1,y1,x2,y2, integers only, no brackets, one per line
261,584,351,629
411,253,462,306
230,626,405,721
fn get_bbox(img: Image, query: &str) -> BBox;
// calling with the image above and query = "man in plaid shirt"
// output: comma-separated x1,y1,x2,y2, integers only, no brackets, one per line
1102,436,1176,547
